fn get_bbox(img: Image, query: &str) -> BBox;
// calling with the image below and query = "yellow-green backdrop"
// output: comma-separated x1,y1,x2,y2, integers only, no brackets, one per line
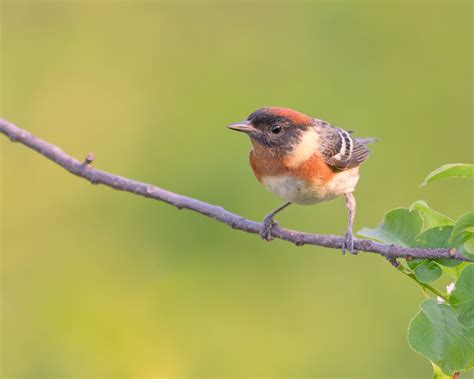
2,1,473,377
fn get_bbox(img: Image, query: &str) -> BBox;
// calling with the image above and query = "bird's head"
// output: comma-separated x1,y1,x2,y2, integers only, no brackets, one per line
227,107,314,154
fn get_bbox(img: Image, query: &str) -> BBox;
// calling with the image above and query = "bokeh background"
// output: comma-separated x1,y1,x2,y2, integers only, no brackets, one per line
2,1,473,378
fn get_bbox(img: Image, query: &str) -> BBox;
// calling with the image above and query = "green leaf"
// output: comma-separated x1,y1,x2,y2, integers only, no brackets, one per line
406,259,442,284
450,265,474,328
452,212,474,240
413,226,453,248
412,226,461,271
455,231,474,260
443,262,473,282
408,299,474,375
453,262,471,280
421,163,474,187
413,261,442,283
358,208,423,246
431,362,453,379
410,200,454,230
464,239,474,259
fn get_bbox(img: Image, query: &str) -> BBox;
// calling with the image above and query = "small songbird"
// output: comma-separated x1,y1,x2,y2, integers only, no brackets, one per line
227,107,377,254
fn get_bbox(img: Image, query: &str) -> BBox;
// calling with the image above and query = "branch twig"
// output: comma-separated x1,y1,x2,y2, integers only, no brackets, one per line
1,118,470,262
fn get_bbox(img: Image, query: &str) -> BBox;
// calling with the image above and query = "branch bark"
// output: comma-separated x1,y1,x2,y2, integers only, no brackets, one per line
1,118,470,262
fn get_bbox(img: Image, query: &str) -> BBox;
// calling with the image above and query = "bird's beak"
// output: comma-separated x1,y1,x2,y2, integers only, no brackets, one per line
227,120,256,134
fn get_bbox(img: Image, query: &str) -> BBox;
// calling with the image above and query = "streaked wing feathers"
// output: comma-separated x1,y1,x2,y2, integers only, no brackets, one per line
316,119,373,170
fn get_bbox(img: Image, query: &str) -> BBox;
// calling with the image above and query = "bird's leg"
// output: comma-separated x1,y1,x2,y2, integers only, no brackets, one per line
343,192,357,255
260,202,292,241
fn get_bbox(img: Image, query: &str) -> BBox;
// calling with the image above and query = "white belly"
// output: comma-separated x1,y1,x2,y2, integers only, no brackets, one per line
261,168,360,205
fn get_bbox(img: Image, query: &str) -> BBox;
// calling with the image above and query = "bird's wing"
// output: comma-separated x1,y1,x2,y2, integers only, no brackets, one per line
315,119,372,170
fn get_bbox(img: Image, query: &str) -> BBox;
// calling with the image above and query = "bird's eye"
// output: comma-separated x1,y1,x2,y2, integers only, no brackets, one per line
271,124,282,134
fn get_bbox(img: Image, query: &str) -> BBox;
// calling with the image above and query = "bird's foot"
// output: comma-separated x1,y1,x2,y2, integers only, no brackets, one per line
342,229,357,255
260,215,278,241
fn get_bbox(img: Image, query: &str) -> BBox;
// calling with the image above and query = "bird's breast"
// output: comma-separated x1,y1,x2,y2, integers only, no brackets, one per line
261,175,323,204
249,148,360,204
260,169,359,205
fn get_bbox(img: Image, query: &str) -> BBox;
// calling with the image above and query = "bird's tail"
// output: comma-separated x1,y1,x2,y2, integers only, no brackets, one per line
356,137,379,146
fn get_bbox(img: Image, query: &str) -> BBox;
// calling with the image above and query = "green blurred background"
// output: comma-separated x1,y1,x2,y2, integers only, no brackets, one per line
2,1,473,377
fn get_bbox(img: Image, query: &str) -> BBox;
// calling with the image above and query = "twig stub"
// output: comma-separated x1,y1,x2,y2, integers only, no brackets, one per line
83,152,95,165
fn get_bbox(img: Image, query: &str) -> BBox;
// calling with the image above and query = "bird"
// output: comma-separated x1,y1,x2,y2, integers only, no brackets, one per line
227,107,377,254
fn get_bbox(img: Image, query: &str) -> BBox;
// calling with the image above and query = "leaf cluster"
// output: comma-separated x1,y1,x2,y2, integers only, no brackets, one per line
359,164,474,377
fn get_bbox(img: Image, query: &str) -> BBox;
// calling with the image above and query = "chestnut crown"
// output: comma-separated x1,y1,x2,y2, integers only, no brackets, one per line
228,107,314,151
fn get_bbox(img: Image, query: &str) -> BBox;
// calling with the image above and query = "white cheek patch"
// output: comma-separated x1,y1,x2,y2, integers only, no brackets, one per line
284,128,319,168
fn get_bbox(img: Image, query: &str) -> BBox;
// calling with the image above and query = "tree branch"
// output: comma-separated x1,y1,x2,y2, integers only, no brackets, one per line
1,118,470,262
